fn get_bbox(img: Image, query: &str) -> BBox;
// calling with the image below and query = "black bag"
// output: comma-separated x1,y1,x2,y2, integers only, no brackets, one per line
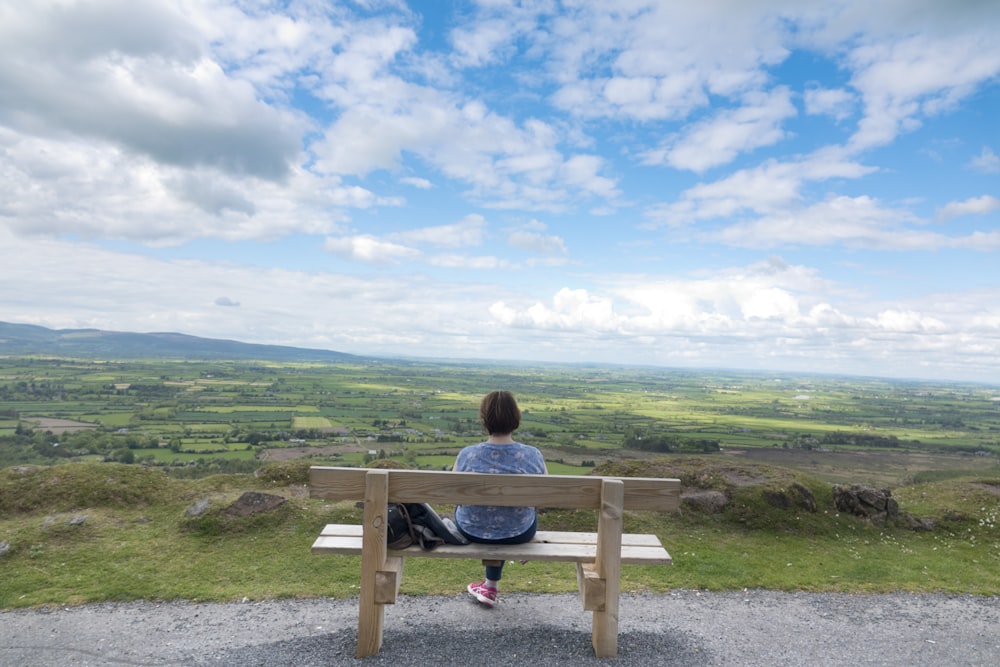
386,503,416,549
385,502,470,551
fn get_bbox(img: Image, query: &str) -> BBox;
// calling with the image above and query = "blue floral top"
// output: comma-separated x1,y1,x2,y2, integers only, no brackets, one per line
454,441,547,540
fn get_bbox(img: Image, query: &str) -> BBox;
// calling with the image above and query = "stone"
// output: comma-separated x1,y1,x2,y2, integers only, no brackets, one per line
790,483,817,512
681,490,729,514
223,491,286,517
187,499,212,517
0,541,10,557
903,513,936,531
833,484,900,526
764,490,791,509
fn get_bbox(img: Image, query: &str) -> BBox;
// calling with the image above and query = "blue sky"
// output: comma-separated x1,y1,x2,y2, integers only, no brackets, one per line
1,0,999,383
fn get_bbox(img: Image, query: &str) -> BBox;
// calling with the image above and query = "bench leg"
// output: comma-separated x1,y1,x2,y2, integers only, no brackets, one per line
591,478,624,658
357,470,391,658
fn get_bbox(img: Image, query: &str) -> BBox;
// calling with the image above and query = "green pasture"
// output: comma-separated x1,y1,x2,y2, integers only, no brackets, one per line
2,356,998,481
81,412,134,427
173,424,234,434
292,416,333,429
136,448,257,463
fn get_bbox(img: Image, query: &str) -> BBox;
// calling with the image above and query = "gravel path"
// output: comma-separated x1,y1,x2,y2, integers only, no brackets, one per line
2,591,998,666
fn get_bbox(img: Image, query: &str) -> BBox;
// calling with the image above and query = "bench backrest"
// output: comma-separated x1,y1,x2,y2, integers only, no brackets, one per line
309,466,680,512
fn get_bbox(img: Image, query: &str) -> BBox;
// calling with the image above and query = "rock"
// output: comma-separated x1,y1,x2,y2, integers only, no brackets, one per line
68,515,87,526
187,499,212,517
0,541,10,557
223,491,286,517
763,483,817,513
903,513,936,532
681,490,729,514
833,484,899,526
764,490,791,509
790,483,817,512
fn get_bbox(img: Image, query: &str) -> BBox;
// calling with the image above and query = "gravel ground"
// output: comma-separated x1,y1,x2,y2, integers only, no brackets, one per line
2,591,998,666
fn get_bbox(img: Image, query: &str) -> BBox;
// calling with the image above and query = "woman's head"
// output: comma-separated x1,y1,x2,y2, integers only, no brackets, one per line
480,390,521,435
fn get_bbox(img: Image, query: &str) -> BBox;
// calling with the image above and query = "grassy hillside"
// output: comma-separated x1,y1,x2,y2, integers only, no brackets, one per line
1,460,997,609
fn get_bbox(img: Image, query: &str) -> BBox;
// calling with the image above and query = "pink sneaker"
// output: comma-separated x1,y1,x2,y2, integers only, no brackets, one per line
467,581,498,608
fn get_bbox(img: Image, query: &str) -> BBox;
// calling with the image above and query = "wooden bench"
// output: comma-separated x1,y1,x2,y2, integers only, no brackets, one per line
309,466,680,658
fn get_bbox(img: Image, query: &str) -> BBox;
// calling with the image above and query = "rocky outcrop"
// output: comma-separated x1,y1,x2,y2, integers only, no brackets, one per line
833,484,899,525
224,491,286,517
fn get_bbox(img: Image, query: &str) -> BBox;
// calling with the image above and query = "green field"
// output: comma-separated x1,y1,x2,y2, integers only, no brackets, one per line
1,356,998,483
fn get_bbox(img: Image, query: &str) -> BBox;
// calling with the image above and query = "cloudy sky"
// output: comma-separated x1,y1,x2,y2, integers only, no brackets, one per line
2,1,999,383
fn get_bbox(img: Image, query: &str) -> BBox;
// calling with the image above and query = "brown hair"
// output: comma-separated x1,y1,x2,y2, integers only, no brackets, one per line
479,390,521,435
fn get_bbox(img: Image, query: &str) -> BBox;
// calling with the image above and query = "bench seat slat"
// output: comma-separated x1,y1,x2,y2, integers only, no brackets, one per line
311,529,672,565
317,524,663,547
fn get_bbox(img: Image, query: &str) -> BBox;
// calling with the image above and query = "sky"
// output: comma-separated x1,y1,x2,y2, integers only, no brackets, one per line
1,1,999,384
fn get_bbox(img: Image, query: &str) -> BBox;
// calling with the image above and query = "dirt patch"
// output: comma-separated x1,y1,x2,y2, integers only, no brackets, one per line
25,417,98,435
971,483,1000,496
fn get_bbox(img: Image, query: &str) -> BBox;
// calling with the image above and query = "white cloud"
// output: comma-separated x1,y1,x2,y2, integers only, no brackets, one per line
804,87,855,121
647,87,797,172
0,129,367,244
390,215,488,248
969,146,1000,173
324,235,422,263
479,257,1000,381
312,94,612,211
709,195,1000,251
0,0,309,180
546,2,787,121
428,254,511,270
709,195,916,249
400,176,433,189
507,229,568,255
448,7,543,69
936,195,1000,221
847,32,1000,150
492,288,621,331
644,149,877,228
872,309,946,333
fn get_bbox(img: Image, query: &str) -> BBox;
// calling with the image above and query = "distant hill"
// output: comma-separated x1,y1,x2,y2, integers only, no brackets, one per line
0,321,360,362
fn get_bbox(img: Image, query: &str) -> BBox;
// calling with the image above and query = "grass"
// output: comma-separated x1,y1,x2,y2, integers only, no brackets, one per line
0,460,997,609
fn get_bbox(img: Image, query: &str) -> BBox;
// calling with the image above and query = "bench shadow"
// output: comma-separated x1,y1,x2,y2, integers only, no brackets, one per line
195,625,708,666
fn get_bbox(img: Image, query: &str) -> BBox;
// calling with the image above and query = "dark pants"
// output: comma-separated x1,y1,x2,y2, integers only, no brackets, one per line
459,517,537,581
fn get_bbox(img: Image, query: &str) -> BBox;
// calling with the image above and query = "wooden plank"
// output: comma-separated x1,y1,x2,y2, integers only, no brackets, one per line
592,478,624,658
533,531,665,547
311,534,364,554
374,557,404,605
318,525,664,548
309,467,680,512
577,562,606,612
357,471,389,659
312,534,671,565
